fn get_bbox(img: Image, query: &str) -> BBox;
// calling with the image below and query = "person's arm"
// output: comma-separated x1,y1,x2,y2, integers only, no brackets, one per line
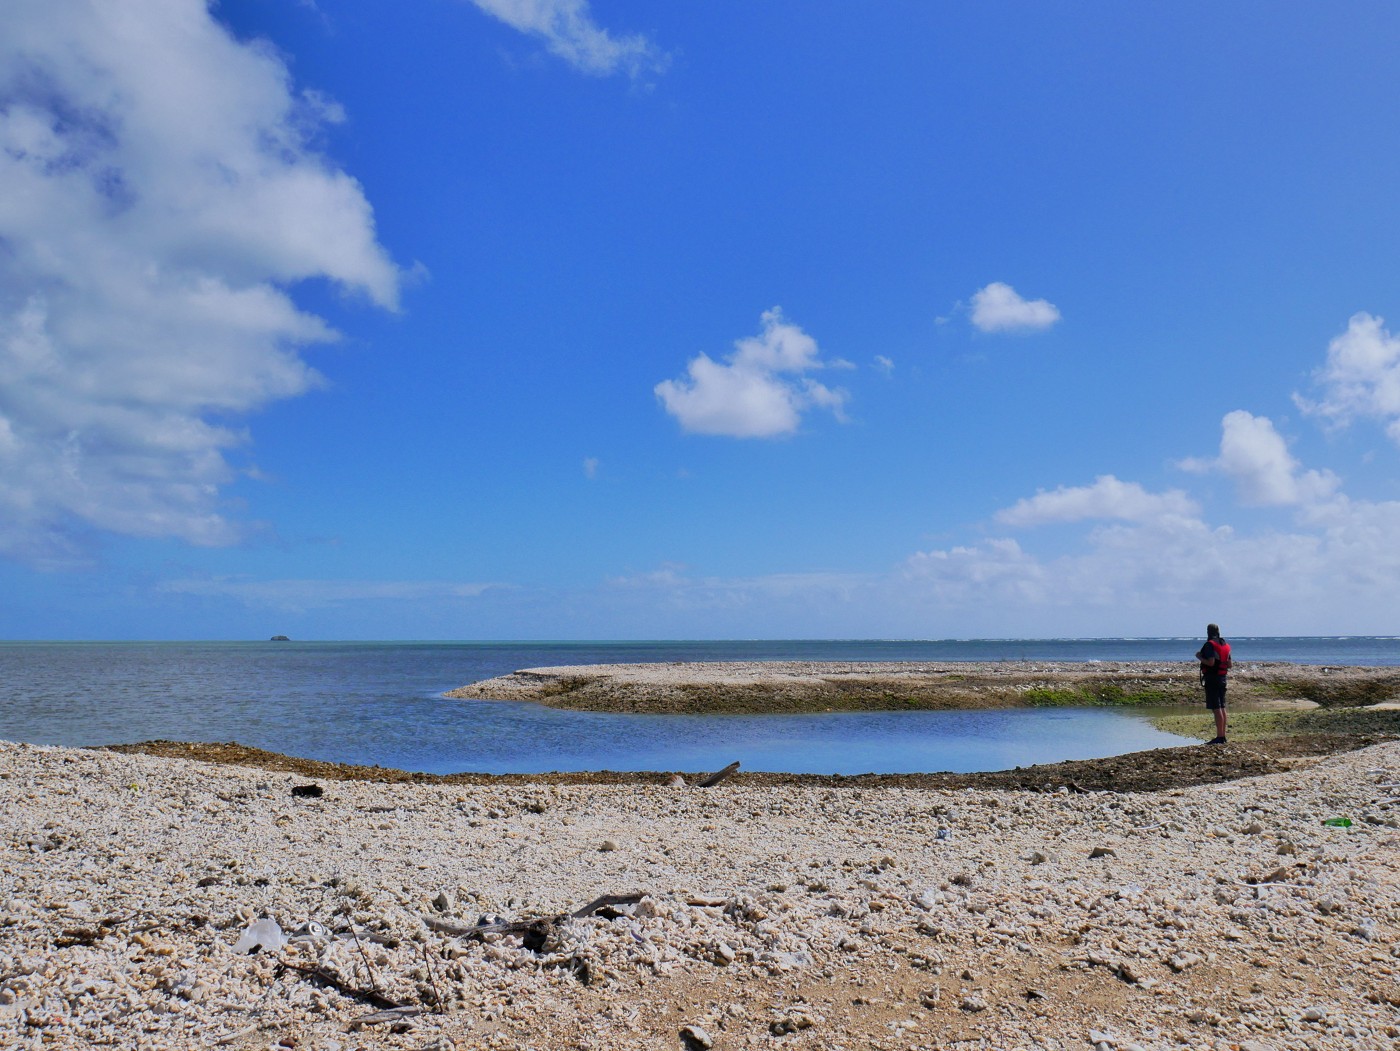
1197,644,1216,667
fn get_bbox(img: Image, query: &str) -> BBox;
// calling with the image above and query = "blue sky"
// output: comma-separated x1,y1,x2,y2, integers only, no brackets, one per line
3,1,1400,640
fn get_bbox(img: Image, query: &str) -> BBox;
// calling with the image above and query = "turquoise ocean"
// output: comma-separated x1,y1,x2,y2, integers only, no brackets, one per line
0,638,1395,776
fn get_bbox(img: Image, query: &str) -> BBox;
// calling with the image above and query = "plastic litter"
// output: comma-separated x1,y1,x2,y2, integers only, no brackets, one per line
1321,817,1353,828
232,917,287,954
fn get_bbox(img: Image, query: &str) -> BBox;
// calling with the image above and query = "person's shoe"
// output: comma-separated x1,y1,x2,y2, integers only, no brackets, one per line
1205,736,1227,745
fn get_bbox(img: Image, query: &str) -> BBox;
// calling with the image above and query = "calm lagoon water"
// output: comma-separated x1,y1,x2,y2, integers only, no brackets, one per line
1,638,1394,775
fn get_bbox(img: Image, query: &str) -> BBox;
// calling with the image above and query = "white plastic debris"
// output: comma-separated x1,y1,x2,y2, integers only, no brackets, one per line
232,917,286,954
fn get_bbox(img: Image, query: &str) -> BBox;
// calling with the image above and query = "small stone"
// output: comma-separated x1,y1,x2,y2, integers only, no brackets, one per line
1117,960,1149,984
1302,1006,1326,1022
599,840,619,852
680,1024,713,1049
1027,850,1049,865
432,889,454,913
1243,821,1265,834
770,1012,815,1035
1167,952,1202,972
1277,841,1297,855
1089,846,1116,859
959,994,988,1012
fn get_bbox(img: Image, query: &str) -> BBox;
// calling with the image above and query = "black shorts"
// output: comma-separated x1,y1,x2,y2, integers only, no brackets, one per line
1203,677,1227,710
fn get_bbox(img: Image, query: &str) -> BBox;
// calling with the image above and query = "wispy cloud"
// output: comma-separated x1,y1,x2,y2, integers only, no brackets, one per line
582,456,600,479
0,1,400,564
159,577,505,614
655,308,849,438
968,282,1061,334
467,0,668,78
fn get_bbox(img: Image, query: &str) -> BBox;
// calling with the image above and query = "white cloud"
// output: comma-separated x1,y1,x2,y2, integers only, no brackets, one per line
968,282,1061,334
655,308,849,438
1181,411,1339,507
0,1,400,563
467,0,667,77
873,355,894,374
596,477,1400,635
159,577,502,614
582,456,599,479
1296,312,1400,444
996,475,1199,527
903,538,1050,607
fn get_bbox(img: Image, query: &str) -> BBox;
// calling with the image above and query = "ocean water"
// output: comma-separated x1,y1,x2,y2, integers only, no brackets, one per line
0,638,1393,775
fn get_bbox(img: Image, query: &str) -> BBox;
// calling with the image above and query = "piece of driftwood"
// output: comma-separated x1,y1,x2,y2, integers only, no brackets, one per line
697,761,740,787
571,892,645,918
421,891,649,952
349,1006,426,1029
277,961,403,1010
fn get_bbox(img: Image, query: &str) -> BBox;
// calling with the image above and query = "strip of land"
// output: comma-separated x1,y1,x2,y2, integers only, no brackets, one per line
445,659,1400,714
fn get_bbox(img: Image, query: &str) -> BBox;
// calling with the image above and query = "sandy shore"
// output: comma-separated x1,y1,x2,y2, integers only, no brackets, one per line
445,661,1400,714
3,737,1399,1050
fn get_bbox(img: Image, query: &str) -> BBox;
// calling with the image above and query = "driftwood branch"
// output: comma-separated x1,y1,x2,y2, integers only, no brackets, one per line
277,961,404,1011
697,761,740,787
421,891,649,950
571,892,645,919
349,1006,426,1029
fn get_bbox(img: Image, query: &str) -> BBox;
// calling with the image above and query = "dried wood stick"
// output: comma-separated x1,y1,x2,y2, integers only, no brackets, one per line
697,761,740,787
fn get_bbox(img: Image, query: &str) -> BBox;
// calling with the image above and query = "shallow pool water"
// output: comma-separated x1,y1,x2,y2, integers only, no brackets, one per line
1,641,1198,774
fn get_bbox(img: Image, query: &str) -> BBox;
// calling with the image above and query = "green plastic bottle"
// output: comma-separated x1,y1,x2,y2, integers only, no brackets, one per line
1321,817,1352,828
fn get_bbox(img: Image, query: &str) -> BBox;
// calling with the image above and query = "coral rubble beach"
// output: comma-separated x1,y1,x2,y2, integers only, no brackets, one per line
2,660,1399,1049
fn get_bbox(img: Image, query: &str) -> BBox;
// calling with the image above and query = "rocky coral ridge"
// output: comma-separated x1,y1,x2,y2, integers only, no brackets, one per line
445,660,1400,714
1,739,1398,1049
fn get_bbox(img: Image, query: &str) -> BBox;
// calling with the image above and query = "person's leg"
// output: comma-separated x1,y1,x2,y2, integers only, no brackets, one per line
1205,678,1228,743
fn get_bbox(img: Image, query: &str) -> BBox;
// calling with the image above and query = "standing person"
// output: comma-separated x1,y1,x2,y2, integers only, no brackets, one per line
1196,624,1231,745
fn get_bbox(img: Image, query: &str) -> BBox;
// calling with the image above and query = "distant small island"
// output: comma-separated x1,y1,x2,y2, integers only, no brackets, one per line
269,635,290,642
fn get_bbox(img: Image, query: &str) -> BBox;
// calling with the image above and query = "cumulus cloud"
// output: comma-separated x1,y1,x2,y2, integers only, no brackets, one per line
599,477,1400,635
468,0,667,77
0,0,400,564
995,475,1199,527
968,282,1061,334
654,308,849,438
1180,411,1339,507
1296,312,1400,443
610,316,1400,634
